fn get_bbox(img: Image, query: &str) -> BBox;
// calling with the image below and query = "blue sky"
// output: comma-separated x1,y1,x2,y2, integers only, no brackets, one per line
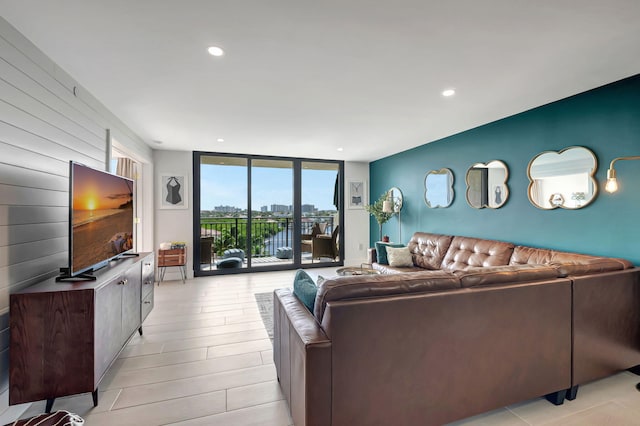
200,164,338,211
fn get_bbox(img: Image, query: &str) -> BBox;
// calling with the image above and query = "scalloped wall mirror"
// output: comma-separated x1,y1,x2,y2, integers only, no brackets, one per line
466,160,509,209
424,168,454,208
527,146,598,209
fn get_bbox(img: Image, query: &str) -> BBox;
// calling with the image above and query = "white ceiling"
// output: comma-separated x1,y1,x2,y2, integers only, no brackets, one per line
2,0,640,162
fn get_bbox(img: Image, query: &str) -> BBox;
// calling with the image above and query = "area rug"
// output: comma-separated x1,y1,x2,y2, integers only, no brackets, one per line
254,291,274,340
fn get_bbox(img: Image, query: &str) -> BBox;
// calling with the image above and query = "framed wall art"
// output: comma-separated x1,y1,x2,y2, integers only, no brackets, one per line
348,180,366,209
159,173,188,209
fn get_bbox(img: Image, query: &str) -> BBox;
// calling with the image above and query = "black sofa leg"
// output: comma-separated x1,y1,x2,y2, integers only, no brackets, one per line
566,385,579,400
544,389,566,406
628,365,640,376
45,398,54,413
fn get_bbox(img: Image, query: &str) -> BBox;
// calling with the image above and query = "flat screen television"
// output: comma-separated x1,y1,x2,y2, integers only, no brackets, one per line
61,161,135,280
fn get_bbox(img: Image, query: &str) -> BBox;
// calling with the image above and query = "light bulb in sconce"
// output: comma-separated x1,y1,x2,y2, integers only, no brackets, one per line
605,167,618,193
604,155,640,194
605,178,618,193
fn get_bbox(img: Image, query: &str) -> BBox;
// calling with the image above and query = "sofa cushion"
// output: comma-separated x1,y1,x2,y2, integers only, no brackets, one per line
293,269,318,312
407,233,454,270
386,246,413,267
454,264,560,287
441,236,514,271
551,258,632,277
375,242,404,264
510,246,633,277
509,246,555,265
313,271,461,321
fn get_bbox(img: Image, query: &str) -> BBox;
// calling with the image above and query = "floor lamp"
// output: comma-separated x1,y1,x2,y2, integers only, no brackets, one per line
382,187,403,244
382,196,395,241
603,154,640,392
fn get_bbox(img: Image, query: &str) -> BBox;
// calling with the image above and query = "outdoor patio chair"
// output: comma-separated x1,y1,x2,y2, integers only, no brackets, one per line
312,225,339,261
300,222,326,253
200,237,214,265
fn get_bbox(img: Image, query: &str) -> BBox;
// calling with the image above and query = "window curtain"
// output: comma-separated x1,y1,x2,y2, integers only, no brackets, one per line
116,157,137,180
115,157,138,251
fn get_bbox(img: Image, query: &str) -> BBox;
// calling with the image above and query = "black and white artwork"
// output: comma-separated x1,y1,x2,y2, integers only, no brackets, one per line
160,173,188,209
348,180,366,209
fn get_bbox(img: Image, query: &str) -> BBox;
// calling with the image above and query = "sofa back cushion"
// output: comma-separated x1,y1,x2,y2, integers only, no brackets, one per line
454,264,560,287
441,236,514,271
374,242,405,264
407,232,454,270
510,245,633,276
313,271,461,321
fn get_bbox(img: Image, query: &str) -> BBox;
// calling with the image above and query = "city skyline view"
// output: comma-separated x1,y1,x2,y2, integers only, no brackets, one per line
200,164,339,211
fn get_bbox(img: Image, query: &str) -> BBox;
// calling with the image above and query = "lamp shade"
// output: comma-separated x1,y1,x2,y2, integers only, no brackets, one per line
382,200,393,213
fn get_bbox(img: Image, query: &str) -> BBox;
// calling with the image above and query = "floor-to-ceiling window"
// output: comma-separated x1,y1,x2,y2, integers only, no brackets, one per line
193,152,343,275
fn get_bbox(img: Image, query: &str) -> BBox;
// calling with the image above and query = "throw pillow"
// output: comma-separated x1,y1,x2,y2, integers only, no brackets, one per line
386,246,413,267
293,269,317,312
375,242,404,264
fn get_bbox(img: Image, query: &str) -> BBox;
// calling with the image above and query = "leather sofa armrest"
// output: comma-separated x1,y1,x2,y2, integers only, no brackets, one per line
367,247,377,264
273,289,331,426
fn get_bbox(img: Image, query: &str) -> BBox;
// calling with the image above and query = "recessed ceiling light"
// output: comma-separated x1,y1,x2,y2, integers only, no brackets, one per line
207,46,224,57
337,147,344,152
442,89,456,97
217,138,224,142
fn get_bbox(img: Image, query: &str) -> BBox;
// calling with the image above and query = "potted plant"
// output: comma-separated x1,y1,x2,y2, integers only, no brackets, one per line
364,193,395,241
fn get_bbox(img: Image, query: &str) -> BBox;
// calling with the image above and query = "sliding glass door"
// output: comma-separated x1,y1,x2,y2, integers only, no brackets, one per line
250,159,294,268
301,161,340,265
193,152,343,275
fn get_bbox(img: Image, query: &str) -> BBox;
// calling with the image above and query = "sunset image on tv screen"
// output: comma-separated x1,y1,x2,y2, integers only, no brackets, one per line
72,164,134,273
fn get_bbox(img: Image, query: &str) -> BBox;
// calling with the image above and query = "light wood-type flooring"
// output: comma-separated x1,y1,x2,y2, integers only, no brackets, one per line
4,268,640,425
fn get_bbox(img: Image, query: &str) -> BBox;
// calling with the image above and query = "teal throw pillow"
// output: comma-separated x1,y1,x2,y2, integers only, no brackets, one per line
293,269,318,312
375,242,405,265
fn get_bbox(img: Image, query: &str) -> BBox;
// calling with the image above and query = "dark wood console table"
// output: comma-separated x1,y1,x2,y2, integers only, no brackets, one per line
9,252,154,412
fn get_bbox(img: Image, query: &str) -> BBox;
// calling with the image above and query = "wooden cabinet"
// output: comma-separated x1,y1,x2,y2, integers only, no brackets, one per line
9,253,154,411
141,256,154,324
121,265,142,339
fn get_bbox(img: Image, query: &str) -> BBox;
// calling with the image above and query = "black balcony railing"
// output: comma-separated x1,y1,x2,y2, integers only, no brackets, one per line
200,216,335,258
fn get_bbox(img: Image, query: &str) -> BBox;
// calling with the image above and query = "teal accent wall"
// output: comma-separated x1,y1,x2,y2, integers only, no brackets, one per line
370,74,640,265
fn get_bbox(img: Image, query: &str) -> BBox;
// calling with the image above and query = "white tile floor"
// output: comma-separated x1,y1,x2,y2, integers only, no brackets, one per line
7,268,640,425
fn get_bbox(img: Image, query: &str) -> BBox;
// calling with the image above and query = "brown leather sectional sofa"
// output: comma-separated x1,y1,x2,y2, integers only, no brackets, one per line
273,232,640,426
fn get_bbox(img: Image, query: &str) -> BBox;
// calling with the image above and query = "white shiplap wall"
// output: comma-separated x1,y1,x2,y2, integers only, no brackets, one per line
0,17,152,416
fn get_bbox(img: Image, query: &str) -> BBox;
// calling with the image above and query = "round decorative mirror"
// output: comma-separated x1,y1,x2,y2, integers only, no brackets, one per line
385,187,403,212
424,168,454,208
465,160,509,209
527,146,598,209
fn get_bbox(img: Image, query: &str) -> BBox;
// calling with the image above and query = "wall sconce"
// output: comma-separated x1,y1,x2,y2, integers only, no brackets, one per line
605,156,640,193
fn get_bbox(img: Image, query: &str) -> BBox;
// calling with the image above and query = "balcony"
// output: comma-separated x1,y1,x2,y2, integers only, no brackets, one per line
199,215,336,270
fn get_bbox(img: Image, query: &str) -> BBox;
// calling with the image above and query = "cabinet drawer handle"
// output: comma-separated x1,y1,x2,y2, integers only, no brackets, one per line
144,301,151,304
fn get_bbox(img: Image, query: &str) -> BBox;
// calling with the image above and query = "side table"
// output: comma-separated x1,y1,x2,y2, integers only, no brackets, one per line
157,247,187,284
